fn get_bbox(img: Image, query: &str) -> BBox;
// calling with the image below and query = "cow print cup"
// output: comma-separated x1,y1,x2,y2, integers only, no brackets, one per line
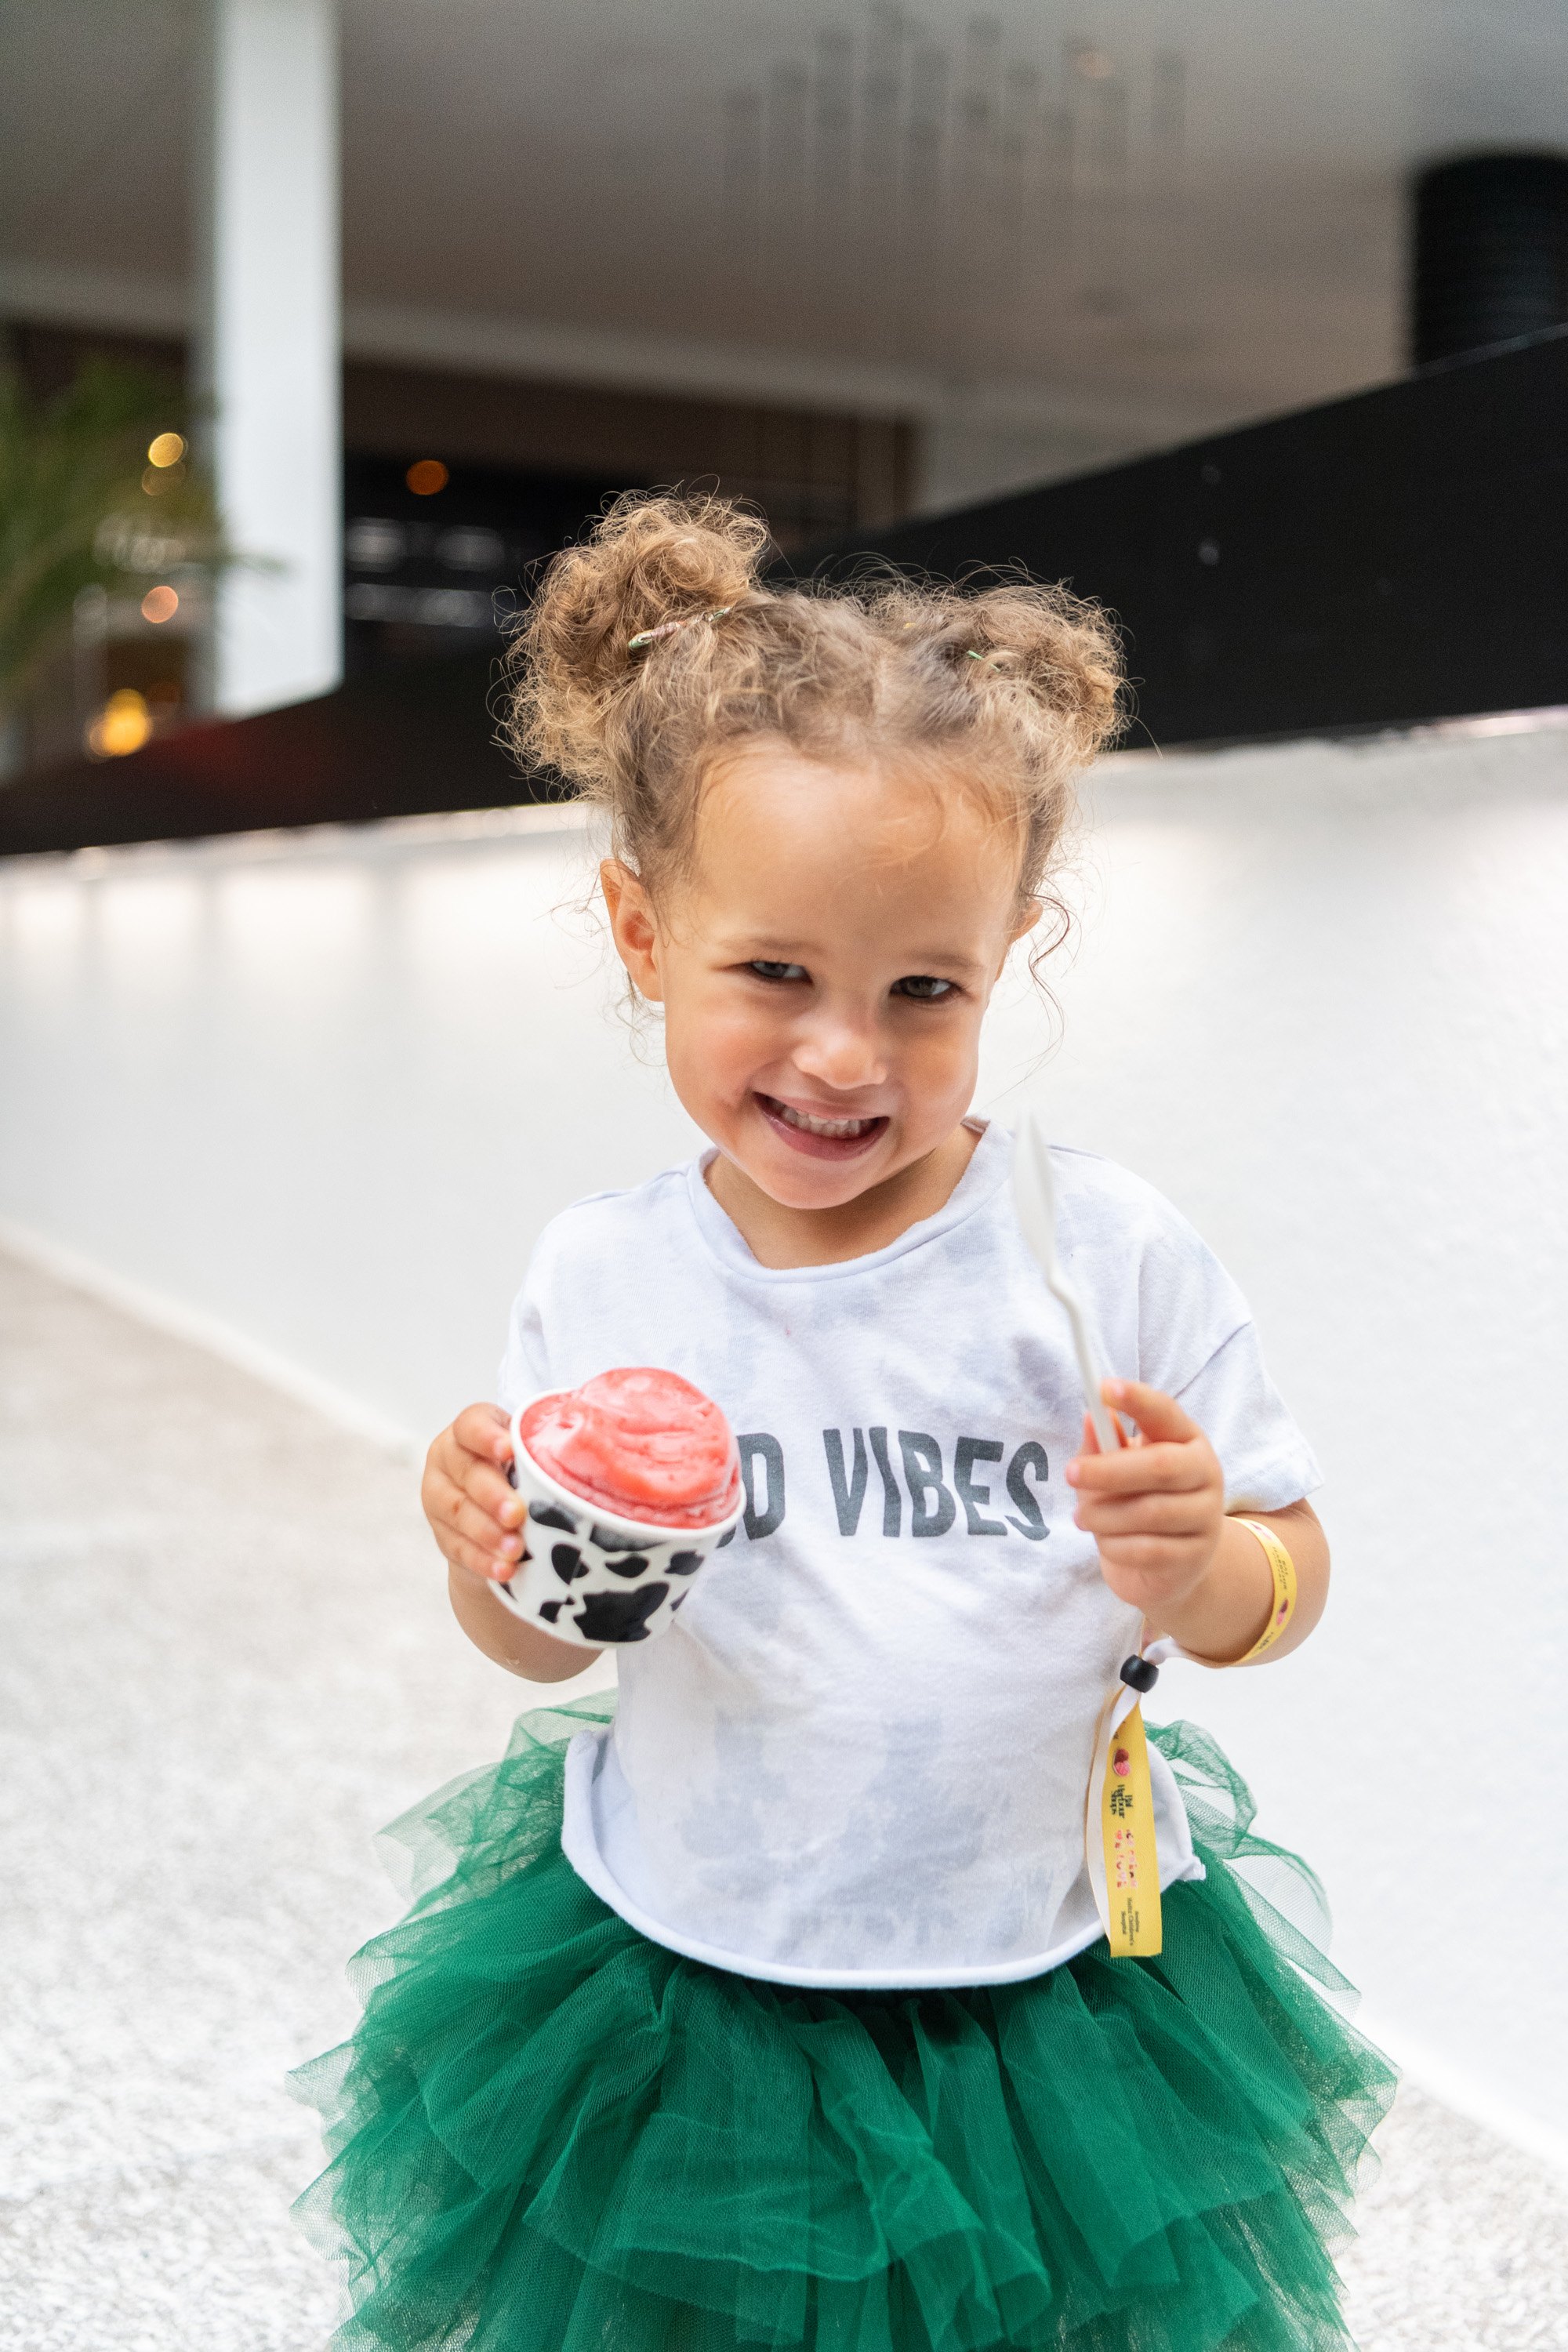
498,1392,745,1646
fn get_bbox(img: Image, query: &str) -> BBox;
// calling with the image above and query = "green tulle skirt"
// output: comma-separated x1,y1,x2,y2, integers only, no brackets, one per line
292,1697,1395,2352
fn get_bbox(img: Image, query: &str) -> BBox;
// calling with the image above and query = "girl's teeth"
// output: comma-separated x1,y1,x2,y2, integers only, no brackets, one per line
775,1102,877,1138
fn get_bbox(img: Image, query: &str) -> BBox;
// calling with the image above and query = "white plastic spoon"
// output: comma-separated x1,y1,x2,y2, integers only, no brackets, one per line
1011,1110,1122,1453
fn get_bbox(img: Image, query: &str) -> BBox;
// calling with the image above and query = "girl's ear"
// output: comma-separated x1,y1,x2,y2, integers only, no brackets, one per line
601,859,666,1003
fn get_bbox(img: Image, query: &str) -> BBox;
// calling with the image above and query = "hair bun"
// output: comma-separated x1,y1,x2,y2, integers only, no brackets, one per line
942,586,1123,769
513,492,770,784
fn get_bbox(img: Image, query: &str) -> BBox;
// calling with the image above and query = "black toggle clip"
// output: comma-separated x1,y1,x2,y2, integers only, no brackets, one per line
1120,1653,1160,1694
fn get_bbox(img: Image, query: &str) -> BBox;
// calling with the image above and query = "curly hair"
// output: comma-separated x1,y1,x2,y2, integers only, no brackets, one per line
504,490,1124,924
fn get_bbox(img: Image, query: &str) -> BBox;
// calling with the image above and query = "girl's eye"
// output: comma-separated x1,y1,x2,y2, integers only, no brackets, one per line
892,974,957,1002
748,960,808,983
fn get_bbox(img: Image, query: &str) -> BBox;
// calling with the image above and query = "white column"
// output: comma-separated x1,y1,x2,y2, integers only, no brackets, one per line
194,0,341,716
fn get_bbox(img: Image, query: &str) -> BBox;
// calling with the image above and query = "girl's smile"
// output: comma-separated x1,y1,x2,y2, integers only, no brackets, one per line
753,1093,889,1158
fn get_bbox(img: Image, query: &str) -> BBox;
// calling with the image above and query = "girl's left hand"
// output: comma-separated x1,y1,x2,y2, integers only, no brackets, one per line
1065,1378,1225,1618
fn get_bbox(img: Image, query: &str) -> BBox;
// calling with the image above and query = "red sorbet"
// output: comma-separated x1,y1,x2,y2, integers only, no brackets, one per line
520,1367,741,1530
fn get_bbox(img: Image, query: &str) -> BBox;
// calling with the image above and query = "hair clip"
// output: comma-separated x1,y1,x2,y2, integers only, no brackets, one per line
628,606,732,655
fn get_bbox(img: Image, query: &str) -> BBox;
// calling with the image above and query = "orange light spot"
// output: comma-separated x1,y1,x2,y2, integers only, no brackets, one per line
405,458,449,495
147,432,187,468
86,689,154,759
141,584,180,624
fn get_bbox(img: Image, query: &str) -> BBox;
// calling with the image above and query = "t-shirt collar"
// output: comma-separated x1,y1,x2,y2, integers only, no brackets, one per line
685,1117,1012,1283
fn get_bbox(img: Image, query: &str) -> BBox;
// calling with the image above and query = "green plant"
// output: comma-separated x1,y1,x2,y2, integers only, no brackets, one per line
0,358,230,725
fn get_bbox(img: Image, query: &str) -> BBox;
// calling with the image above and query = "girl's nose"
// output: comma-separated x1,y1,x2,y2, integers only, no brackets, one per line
793,1016,888,1094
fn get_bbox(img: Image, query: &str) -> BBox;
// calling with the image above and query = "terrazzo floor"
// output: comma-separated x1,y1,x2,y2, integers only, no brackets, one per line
2,1247,1564,2350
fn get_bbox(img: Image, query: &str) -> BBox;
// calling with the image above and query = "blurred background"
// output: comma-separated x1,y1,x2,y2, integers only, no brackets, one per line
2,7,1567,2346
5,0,1568,777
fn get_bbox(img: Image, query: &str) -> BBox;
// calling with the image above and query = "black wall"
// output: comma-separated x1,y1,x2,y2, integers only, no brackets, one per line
1413,154,1568,365
0,654,533,858
797,326,1568,749
5,327,1566,856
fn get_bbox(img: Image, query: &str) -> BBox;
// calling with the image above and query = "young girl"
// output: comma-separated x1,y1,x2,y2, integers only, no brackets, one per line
296,493,1393,2351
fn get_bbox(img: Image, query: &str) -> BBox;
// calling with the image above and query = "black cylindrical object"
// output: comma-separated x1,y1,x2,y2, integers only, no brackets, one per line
1413,152,1568,365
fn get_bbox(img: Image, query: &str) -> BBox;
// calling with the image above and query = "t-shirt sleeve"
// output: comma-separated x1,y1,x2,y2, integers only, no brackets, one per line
1174,1323,1323,1512
494,1184,659,1414
497,1275,551,1414
1127,1185,1322,1512
496,1218,564,1413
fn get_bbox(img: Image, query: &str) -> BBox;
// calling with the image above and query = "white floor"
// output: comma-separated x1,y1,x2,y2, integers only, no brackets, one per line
2,1249,1564,2352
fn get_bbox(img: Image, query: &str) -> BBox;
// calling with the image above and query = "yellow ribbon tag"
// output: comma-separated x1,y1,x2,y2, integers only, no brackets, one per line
1083,1519,1300,1960
1087,1690,1163,1957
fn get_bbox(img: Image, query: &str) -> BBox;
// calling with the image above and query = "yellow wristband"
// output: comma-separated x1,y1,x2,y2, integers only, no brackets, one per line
1229,1517,1298,1662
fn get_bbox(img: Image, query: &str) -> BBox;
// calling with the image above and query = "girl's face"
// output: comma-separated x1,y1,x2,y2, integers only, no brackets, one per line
602,742,1033,1214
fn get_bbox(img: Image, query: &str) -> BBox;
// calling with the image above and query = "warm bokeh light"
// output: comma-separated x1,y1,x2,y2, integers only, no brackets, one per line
406,458,449,495
86,689,154,760
147,431,187,468
141,584,180,625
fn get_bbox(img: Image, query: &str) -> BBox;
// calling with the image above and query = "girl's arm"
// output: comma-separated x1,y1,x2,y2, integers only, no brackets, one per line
1143,1495,1326,1663
423,1405,604,1682
1067,1379,1328,1665
447,1559,602,1681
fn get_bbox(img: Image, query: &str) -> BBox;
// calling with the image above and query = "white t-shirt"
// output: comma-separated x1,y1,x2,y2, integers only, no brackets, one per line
498,1122,1320,1990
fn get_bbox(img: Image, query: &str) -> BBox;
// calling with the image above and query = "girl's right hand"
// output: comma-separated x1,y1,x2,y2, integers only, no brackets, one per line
421,1403,527,1582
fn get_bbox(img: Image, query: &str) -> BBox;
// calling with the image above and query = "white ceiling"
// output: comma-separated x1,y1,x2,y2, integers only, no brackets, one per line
4,0,1566,485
